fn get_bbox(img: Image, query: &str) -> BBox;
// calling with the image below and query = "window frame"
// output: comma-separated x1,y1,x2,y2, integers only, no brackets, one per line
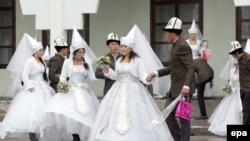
236,6,250,47
0,0,16,68
150,0,203,65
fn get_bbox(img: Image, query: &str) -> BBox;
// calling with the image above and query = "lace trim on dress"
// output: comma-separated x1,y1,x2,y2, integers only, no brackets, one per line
113,82,131,134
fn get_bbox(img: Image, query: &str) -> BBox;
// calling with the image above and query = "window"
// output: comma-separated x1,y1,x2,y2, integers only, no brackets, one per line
150,0,203,65
42,14,90,50
236,6,250,48
0,0,15,68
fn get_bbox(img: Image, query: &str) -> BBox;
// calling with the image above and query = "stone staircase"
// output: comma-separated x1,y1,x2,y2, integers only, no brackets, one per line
0,96,223,136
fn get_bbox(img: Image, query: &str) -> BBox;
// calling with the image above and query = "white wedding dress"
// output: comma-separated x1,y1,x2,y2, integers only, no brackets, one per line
88,58,174,141
40,61,99,141
0,57,54,139
208,67,242,136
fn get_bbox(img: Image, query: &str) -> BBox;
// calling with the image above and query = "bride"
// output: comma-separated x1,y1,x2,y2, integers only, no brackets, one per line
40,29,99,141
208,58,242,136
0,33,54,141
88,36,174,141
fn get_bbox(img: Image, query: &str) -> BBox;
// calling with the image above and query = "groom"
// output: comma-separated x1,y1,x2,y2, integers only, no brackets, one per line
49,36,69,92
147,17,196,141
95,32,121,96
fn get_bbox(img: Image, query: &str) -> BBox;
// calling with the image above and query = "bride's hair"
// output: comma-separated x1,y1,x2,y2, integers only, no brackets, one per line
120,50,140,62
39,57,48,81
82,57,89,70
73,48,89,70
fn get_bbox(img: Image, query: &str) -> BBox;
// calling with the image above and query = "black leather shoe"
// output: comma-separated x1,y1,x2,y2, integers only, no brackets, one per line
194,115,208,120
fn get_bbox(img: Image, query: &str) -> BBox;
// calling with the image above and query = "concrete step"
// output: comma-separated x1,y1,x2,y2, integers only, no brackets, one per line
0,96,223,136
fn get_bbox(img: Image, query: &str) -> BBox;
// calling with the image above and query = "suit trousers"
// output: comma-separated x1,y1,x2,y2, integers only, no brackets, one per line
197,77,213,116
165,97,191,141
240,92,250,125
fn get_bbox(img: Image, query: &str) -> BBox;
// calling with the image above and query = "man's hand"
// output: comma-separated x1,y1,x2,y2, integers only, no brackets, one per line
209,81,213,88
181,87,189,96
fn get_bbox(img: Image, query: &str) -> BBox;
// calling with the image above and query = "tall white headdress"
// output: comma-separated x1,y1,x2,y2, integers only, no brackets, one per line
70,28,96,64
126,25,168,95
42,46,51,61
188,19,203,40
244,38,250,54
120,36,135,50
7,33,40,97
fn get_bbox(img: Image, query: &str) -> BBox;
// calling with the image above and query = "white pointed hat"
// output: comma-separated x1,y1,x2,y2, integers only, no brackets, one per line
120,36,135,50
70,28,97,64
244,38,250,54
188,20,198,34
71,28,87,53
25,33,43,54
125,24,168,95
7,33,42,97
188,19,203,40
42,46,51,61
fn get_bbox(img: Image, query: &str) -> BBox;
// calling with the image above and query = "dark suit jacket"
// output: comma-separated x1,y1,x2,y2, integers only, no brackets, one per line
193,58,214,84
157,38,196,98
95,53,122,95
49,53,65,92
238,52,250,93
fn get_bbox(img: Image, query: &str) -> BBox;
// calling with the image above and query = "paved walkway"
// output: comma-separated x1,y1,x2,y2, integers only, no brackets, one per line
0,96,225,141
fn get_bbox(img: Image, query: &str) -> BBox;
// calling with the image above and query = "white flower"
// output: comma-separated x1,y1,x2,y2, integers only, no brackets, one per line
57,81,69,93
96,56,111,65
222,84,231,94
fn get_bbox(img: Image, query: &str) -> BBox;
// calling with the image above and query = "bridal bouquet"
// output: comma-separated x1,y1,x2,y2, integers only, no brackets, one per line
57,81,69,93
96,56,111,68
222,84,231,94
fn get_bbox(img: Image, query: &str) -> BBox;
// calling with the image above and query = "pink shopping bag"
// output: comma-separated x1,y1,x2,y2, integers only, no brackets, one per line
175,99,192,120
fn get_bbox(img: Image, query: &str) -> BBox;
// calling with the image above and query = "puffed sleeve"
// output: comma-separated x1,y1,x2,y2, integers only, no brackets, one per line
87,64,98,81
137,58,152,85
104,67,118,80
22,59,34,90
60,59,68,81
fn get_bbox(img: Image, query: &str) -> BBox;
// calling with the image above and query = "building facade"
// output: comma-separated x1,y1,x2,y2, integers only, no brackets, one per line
0,0,249,97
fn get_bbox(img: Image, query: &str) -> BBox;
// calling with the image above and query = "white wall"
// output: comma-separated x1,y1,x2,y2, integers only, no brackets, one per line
203,0,236,95
0,1,42,97
16,0,42,43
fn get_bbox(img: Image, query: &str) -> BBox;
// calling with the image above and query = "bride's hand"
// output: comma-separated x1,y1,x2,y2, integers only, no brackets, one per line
102,67,109,74
29,87,34,92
